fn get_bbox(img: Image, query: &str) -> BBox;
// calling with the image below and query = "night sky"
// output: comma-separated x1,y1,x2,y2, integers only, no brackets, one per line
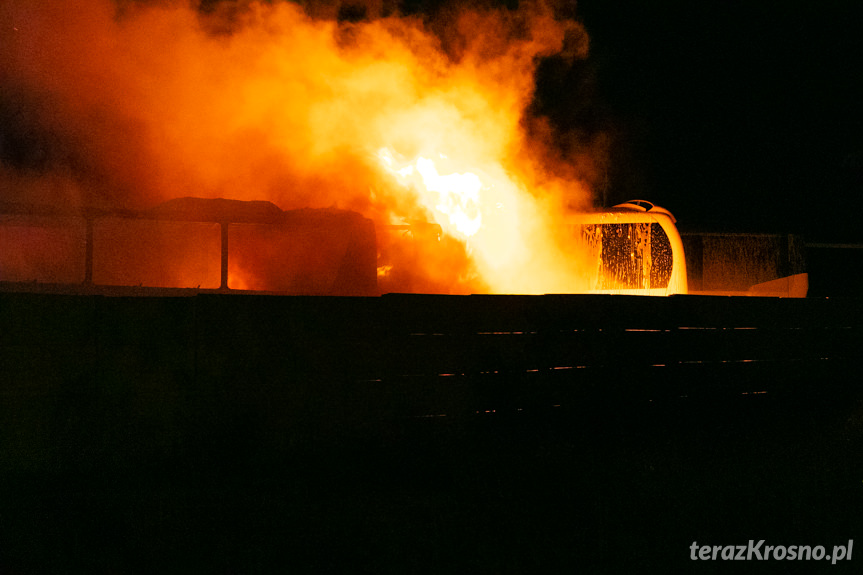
568,0,863,241
3,1,862,242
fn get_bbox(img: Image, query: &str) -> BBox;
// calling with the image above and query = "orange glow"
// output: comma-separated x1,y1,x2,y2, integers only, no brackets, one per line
378,149,483,238
375,145,599,293
1,0,603,294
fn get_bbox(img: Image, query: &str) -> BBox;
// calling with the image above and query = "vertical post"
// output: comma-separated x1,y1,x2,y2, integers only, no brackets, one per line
220,221,229,290
602,163,609,207
84,218,94,285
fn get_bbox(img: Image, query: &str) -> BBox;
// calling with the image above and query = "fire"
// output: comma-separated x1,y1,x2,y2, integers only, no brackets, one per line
375,143,596,293
1,0,602,295
377,149,483,238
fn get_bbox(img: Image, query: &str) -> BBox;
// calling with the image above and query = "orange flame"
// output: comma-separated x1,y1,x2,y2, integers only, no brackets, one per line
378,149,483,238
1,0,602,294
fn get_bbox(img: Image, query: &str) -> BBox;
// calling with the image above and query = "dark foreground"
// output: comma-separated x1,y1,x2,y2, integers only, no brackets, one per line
1,292,861,573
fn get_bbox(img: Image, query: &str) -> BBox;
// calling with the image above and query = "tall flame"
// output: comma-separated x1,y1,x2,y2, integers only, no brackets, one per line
378,149,483,238
375,144,598,294
1,0,603,295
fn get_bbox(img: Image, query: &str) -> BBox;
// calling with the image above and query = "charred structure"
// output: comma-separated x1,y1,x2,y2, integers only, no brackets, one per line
0,197,377,296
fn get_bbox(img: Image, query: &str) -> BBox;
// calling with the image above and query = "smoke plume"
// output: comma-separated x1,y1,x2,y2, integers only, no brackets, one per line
1,0,603,293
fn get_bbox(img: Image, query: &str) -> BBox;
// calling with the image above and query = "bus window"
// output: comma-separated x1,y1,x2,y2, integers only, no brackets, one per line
567,205,686,295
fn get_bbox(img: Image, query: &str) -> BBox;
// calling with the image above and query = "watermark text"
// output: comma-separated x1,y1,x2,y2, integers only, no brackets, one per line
690,540,853,564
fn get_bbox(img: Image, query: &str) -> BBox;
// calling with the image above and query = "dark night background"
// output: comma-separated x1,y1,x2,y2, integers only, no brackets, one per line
4,0,862,242
541,0,863,242
2,2,863,574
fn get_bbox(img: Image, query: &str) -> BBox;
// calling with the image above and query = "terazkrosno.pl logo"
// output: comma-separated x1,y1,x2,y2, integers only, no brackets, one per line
690,540,853,564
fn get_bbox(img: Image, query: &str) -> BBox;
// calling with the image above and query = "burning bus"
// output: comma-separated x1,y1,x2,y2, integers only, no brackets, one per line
1,196,691,297
564,200,687,296
0,198,378,297
1,196,812,297
0,1,809,299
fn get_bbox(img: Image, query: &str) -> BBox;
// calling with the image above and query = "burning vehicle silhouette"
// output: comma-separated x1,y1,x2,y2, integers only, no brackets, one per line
1,196,807,297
